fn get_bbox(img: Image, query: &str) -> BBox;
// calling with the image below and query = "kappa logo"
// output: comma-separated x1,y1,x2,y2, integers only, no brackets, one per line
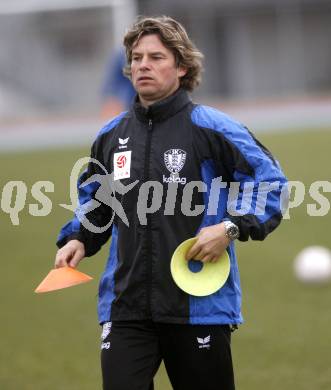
163,148,187,185
197,335,211,349
119,137,129,149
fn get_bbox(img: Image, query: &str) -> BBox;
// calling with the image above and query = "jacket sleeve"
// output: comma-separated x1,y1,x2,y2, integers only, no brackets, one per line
56,114,126,256
219,122,288,242
192,105,288,241
56,140,113,256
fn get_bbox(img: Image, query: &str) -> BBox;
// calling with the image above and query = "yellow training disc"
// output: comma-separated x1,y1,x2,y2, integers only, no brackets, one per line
170,238,230,296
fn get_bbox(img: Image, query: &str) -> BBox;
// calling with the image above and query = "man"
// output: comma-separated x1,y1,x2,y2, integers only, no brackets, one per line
55,16,287,390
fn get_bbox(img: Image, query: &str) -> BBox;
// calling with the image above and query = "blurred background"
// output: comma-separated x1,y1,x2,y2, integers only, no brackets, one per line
0,0,331,389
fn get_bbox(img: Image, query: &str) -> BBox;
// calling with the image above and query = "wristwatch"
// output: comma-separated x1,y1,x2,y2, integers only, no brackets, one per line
223,221,240,241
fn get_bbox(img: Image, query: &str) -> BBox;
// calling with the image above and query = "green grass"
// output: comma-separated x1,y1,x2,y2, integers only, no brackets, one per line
0,129,331,389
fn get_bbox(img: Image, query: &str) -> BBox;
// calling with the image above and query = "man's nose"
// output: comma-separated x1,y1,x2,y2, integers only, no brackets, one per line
139,56,151,69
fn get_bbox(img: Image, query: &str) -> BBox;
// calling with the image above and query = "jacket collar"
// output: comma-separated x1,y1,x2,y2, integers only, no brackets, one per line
133,88,191,123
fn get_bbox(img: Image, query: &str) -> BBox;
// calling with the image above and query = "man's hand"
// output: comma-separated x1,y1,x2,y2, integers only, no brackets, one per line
186,223,231,263
55,240,85,269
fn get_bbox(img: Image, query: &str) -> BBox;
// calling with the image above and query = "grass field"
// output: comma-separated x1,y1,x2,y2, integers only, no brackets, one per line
1,129,331,389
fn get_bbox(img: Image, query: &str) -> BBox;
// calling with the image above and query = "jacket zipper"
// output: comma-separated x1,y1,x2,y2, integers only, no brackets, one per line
144,118,153,317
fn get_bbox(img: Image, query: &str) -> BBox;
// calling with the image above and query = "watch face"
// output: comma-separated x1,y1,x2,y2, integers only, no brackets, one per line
229,226,238,238
226,222,239,240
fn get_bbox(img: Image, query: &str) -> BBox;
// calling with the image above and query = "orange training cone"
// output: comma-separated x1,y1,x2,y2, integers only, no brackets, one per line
35,267,93,293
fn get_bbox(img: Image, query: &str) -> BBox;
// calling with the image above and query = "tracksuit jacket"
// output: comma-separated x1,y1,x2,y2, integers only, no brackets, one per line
57,88,287,325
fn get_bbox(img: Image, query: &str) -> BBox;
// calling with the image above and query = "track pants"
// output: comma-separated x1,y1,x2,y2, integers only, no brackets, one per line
101,320,235,390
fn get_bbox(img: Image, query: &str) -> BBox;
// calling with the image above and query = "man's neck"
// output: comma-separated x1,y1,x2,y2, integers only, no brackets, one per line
138,87,180,108
139,97,157,108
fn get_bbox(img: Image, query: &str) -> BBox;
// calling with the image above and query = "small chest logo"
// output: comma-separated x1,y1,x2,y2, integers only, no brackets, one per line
113,151,131,180
116,154,127,168
163,149,187,185
164,149,186,174
118,137,129,149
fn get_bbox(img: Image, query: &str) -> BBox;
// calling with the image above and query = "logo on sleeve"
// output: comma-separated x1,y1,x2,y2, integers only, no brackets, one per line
163,149,187,185
114,151,131,180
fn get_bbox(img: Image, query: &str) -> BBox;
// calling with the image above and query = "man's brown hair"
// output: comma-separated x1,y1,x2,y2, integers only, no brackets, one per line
123,16,204,92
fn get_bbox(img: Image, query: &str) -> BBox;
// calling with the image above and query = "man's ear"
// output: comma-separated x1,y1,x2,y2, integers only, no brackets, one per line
177,66,187,78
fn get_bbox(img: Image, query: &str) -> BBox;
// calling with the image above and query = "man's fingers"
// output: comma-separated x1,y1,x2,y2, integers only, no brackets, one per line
68,249,84,268
200,253,213,263
55,257,68,268
188,244,226,263
55,250,71,268
186,242,201,260
194,249,207,261
54,240,85,269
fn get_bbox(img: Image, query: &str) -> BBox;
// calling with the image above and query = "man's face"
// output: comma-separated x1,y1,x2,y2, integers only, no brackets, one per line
130,34,186,106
